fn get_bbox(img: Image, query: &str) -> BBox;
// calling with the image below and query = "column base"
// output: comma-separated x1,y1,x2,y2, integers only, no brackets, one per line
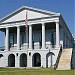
55,46,60,50
17,48,21,50
41,47,46,50
5,49,8,51
28,48,33,50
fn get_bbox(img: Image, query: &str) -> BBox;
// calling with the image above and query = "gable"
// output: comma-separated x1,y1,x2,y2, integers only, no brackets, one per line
0,6,60,24
2,10,50,23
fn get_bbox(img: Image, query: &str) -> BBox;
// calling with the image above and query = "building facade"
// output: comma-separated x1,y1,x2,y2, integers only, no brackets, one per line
0,6,73,68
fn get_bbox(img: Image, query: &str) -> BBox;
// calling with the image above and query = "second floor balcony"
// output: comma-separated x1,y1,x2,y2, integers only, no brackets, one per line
0,42,56,51
10,43,56,51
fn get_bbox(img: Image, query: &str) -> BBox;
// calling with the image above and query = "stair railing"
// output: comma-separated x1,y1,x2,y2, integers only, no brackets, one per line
54,44,62,69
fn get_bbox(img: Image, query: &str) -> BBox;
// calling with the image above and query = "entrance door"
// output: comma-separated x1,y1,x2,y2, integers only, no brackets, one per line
20,53,27,67
33,53,41,67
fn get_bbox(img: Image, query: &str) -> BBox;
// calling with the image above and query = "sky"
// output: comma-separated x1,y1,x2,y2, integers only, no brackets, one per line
0,0,74,47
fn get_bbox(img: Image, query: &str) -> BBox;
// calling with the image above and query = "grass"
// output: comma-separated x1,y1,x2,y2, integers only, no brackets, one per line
0,68,74,75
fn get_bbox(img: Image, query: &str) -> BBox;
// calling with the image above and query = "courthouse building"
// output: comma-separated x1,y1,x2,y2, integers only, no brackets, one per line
0,6,73,69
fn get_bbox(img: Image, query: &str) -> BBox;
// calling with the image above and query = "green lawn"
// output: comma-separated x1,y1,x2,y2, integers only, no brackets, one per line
0,68,74,75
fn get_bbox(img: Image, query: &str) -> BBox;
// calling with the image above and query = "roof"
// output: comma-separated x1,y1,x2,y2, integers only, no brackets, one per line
0,6,60,23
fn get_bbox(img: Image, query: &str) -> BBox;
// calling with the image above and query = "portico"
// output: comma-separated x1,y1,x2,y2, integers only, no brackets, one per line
4,21,60,51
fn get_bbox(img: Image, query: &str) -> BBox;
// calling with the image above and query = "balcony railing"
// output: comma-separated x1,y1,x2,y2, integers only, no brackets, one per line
21,43,28,50
46,44,56,49
9,43,56,51
0,46,5,51
9,46,17,51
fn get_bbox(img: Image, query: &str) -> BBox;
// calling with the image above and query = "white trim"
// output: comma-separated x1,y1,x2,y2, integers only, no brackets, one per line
0,17,59,28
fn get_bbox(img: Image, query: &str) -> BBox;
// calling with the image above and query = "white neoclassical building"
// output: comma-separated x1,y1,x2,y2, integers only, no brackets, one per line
0,6,73,68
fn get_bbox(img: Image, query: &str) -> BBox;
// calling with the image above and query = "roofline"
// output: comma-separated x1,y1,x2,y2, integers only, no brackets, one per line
0,6,60,23
60,15,73,39
23,6,60,15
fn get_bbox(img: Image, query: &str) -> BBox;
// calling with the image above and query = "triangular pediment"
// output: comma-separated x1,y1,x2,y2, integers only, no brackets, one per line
0,6,60,24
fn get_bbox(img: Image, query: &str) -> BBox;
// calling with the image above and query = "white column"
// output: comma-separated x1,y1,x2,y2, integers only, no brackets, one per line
17,26,20,50
56,21,60,48
42,23,45,49
29,25,32,49
5,27,9,51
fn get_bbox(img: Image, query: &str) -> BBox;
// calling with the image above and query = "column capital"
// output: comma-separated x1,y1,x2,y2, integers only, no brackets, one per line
16,26,20,28
29,24,32,26
55,20,59,23
41,22,45,26
6,27,9,29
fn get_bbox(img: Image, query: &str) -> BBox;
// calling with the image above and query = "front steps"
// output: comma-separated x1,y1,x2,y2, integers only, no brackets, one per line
57,48,73,70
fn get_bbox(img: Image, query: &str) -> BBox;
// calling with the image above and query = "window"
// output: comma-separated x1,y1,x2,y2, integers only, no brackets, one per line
39,31,42,48
32,33,34,49
21,34,24,44
51,33,54,48
10,35,14,47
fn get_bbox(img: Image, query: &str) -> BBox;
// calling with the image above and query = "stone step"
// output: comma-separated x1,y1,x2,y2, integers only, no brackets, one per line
57,48,72,70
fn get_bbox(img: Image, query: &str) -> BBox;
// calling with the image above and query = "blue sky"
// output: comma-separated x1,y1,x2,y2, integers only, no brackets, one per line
0,0,74,47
